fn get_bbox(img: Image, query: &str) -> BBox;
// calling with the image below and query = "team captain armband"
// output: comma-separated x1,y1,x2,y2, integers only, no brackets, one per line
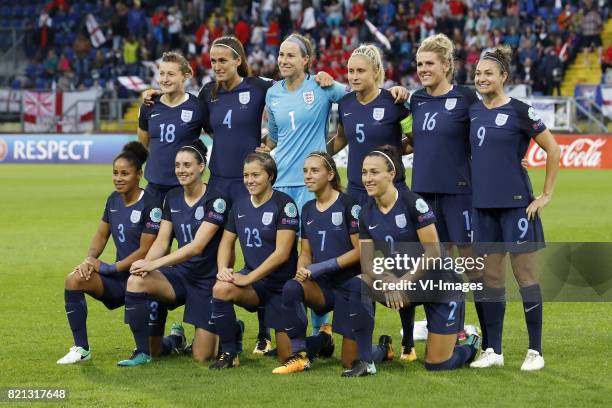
400,115,413,134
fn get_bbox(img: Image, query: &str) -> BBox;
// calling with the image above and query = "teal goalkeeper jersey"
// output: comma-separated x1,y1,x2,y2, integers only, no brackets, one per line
265,75,346,187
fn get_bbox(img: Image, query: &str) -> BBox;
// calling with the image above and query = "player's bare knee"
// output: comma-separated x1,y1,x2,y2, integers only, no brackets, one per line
127,274,147,292
212,281,235,300
65,272,82,290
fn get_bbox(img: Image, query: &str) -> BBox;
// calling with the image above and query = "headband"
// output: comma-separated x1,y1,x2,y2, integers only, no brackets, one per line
283,37,309,56
308,153,334,172
371,150,396,173
482,53,507,72
212,43,240,57
182,146,206,164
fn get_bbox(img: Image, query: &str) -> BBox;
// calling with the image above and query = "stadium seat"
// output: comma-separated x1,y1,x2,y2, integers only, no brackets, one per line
82,77,93,88
34,77,45,90
25,63,37,78
11,78,21,89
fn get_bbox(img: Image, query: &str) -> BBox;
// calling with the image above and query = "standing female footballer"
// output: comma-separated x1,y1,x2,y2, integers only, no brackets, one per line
273,152,393,374
468,46,559,371
208,153,300,370
259,33,408,334
57,142,161,364
120,141,232,366
137,52,205,201
345,145,481,376
326,44,417,362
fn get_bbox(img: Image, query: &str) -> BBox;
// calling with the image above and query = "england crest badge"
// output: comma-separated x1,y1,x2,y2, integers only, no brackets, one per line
445,98,457,110
373,107,385,121
239,91,250,105
130,210,141,223
181,109,193,123
331,212,343,226
495,113,508,126
262,211,274,226
303,91,315,105
195,206,204,220
395,213,407,229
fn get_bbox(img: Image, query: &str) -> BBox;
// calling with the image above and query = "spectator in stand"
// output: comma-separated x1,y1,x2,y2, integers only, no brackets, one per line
379,0,396,32
123,35,140,76
325,0,343,29
557,3,575,32
234,15,250,47
167,6,183,51
266,16,280,55
580,0,603,66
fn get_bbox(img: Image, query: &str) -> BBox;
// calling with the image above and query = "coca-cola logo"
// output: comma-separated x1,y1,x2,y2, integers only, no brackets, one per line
527,138,606,168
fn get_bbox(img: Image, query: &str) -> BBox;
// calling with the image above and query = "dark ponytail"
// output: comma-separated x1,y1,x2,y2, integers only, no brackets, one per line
307,151,343,192
482,45,513,83
210,36,251,100
114,141,148,171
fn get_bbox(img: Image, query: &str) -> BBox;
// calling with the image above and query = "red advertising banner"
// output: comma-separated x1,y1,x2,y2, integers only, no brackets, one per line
527,135,612,169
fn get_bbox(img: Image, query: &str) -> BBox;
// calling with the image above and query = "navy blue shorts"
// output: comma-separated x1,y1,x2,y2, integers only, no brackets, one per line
250,280,285,331
347,182,410,206
419,193,472,244
160,266,215,332
423,299,465,335
145,182,179,202
207,176,249,207
98,272,129,310
472,207,545,254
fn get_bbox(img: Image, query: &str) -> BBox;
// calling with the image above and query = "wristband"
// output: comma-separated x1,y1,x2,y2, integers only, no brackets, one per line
99,262,118,275
308,258,340,279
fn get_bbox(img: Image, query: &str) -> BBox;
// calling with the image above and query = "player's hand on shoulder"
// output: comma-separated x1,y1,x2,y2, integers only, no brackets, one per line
389,86,409,103
314,71,334,88
217,267,235,282
295,267,311,282
521,158,528,169
526,193,551,221
142,89,161,106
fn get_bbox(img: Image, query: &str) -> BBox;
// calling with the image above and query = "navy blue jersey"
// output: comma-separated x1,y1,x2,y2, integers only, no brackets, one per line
225,190,299,287
138,94,205,186
199,77,273,179
161,186,228,279
359,190,436,257
102,190,162,263
338,89,411,190
301,192,361,285
410,86,479,194
470,98,546,208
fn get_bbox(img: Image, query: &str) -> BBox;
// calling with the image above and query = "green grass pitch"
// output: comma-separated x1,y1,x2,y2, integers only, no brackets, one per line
0,165,611,407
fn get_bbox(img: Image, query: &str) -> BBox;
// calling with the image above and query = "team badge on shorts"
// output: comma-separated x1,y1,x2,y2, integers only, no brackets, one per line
130,210,141,223
373,107,385,121
495,113,509,126
332,211,343,226
149,207,162,223
195,206,204,220
181,110,193,123
351,205,361,219
262,211,274,225
445,98,457,110
284,202,298,218
395,213,407,229
415,198,429,214
303,91,315,105
213,198,227,213
239,91,250,105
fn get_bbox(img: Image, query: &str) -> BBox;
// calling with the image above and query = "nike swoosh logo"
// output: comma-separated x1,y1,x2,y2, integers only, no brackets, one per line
272,101,280,106
66,310,75,314
418,102,426,106
349,313,357,317
125,307,136,311
516,240,527,245
171,209,180,213
368,225,378,230
211,314,225,319
471,117,478,121
344,112,352,116
525,304,540,313
148,323,157,326
151,113,160,118
307,220,314,225
446,322,456,327
285,327,294,331
208,321,214,325
210,99,219,103
238,214,246,218
110,209,118,212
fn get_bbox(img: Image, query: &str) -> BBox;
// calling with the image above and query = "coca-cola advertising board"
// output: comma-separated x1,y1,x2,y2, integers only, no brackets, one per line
527,135,612,169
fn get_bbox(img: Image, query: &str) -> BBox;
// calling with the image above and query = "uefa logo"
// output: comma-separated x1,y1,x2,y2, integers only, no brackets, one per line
0,138,7,162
